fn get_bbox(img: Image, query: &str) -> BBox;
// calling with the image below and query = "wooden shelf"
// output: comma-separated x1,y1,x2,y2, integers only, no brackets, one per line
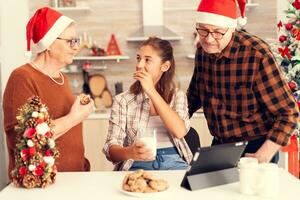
164,3,259,11
187,54,195,60
246,3,259,9
51,6,90,12
61,65,108,74
73,56,130,62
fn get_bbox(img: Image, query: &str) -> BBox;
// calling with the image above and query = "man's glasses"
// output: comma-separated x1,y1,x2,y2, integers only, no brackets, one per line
57,37,81,48
196,28,229,40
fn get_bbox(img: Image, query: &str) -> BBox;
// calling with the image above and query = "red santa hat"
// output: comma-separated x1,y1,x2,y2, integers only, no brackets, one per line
26,7,74,57
196,0,247,28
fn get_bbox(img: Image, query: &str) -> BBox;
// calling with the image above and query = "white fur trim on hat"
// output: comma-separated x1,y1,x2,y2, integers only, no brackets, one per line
34,16,73,53
24,50,32,58
238,17,247,27
196,12,237,28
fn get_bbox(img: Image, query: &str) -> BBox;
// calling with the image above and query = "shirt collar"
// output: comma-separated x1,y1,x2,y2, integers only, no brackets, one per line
136,91,150,104
220,31,239,59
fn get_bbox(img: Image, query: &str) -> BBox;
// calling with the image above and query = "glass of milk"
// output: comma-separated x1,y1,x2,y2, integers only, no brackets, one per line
137,127,157,157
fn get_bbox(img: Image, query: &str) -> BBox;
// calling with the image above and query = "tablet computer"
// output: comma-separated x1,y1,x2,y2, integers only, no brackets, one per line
181,141,247,190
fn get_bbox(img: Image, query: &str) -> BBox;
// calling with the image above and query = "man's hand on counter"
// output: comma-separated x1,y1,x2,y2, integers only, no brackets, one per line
245,139,281,163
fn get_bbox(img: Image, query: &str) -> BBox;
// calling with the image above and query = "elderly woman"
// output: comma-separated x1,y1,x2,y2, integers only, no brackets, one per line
3,7,94,176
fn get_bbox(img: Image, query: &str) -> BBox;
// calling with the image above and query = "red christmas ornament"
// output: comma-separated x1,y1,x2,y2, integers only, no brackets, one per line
297,101,300,108
83,61,92,70
45,150,52,157
29,147,36,155
285,23,293,31
33,166,44,176
292,0,300,10
18,166,27,177
292,28,300,40
288,81,297,91
45,131,51,138
279,35,287,43
21,149,30,161
23,128,36,138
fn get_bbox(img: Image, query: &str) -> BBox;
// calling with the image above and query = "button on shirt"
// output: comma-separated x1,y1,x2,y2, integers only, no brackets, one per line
187,30,299,146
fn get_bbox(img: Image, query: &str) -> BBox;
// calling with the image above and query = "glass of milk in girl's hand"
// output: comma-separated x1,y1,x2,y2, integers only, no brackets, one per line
138,128,157,157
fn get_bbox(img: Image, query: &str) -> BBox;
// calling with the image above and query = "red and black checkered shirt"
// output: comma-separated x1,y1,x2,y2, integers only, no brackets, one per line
187,30,299,146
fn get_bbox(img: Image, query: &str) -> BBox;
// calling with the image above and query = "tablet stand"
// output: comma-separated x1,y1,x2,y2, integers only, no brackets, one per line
181,167,239,191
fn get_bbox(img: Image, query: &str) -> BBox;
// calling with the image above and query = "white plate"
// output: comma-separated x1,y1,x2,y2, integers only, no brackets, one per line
120,187,169,198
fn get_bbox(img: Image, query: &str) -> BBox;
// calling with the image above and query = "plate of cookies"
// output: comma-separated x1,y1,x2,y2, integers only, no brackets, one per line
121,169,169,197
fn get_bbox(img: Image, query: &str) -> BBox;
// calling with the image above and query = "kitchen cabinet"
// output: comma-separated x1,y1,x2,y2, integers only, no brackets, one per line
82,113,212,171
190,113,213,147
83,118,114,171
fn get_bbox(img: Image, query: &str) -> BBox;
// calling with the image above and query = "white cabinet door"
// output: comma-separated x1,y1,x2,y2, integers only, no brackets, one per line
190,114,213,148
83,119,114,171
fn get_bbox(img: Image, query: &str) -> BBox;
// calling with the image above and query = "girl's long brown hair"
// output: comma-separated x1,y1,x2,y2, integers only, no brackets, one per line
129,37,176,104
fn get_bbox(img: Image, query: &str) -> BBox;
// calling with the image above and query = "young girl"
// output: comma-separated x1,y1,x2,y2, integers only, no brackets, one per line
103,37,193,171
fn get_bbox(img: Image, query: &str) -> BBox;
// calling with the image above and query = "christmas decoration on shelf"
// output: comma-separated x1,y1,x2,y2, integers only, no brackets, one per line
91,45,106,56
11,96,59,188
106,34,122,55
276,0,300,134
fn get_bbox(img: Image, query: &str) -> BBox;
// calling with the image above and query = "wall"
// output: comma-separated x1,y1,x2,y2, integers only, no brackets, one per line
0,0,29,191
28,0,277,94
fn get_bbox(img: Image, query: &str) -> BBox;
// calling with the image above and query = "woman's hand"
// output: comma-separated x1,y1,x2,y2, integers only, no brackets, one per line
133,70,156,95
128,140,155,161
68,96,95,125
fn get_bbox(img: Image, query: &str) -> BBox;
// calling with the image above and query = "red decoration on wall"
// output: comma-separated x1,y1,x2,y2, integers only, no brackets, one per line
106,34,121,56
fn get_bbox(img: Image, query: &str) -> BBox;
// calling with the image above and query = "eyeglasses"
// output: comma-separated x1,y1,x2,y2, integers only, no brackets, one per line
195,28,229,40
57,37,81,48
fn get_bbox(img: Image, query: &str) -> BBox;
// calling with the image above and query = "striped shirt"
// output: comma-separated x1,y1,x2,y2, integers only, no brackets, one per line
187,30,299,146
103,89,193,170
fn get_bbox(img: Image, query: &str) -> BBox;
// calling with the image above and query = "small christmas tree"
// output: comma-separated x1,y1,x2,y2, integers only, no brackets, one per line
11,96,59,188
106,34,121,55
277,0,300,134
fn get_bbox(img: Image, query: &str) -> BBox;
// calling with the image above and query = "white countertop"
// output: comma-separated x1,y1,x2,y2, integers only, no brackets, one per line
0,169,299,200
87,110,205,120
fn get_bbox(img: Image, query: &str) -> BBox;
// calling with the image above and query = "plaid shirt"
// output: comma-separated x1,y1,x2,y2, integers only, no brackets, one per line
187,30,299,146
103,89,193,171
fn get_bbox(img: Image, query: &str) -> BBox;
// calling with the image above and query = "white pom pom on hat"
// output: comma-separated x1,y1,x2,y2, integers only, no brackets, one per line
238,16,248,27
196,0,247,28
25,7,74,57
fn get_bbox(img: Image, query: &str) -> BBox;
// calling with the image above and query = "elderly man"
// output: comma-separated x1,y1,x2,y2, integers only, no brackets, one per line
187,0,299,163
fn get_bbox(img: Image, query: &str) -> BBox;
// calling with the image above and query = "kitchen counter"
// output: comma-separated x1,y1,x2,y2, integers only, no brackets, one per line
0,169,299,200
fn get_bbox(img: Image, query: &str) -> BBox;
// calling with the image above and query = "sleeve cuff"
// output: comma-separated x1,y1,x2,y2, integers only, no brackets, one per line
102,141,123,165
